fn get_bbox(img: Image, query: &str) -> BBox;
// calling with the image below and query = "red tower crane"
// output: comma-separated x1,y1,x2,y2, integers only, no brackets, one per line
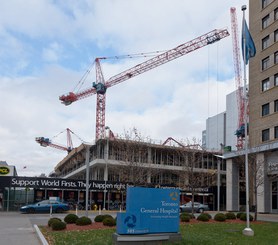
59,28,230,140
230,7,245,150
35,128,74,153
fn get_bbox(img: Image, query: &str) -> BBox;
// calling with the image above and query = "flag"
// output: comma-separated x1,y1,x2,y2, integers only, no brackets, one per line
242,19,256,65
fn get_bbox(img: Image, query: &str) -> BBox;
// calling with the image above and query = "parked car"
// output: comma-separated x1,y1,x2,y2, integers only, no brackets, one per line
20,200,70,213
180,201,209,213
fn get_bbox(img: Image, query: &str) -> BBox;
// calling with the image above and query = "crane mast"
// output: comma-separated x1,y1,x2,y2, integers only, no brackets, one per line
230,7,245,150
60,28,230,140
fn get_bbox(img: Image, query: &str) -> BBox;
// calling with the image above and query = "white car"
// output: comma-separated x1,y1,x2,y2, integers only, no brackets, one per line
180,202,209,213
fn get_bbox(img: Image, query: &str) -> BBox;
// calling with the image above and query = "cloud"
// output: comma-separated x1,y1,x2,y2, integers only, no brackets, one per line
0,0,245,176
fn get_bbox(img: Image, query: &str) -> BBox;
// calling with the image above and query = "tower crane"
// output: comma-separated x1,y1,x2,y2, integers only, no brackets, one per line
35,128,74,153
59,28,230,140
230,7,245,150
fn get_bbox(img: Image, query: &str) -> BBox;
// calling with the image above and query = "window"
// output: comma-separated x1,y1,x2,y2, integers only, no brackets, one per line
262,36,270,49
275,73,278,86
262,78,270,91
275,7,278,21
262,15,270,29
275,126,278,139
262,129,270,142
275,100,278,112
262,56,270,70
275,30,278,42
275,51,278,64
262,103,270,116
262,0,269,9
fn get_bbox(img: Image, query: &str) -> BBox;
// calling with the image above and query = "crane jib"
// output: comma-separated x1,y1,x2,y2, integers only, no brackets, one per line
59,28,230,140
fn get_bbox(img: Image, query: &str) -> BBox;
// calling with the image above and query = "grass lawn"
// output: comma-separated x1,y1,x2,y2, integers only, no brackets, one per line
40,222,278,245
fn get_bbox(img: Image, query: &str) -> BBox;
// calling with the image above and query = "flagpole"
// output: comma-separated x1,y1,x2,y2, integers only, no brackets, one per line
242,4,254,236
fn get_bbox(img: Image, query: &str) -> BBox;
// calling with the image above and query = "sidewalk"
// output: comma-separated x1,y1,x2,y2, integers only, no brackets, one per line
0,212,41,245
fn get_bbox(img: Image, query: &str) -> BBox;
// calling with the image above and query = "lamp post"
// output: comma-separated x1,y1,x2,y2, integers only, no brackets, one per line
214,154,223,212
103,126,110,210
85,144,90,217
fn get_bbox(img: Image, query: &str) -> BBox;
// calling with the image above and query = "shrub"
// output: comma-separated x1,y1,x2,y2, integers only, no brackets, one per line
214,213,226,222
94,215,105,222
203,213,212,219
51,220,66,231
180,214,190,222
76,216,92,226
197,213,209,222
236,212,244,219
103,214,113,220
103,217,116,226
64,213,79,224
225,212,236,220
180,213,188,218
48,217,61,227
240,213,254,222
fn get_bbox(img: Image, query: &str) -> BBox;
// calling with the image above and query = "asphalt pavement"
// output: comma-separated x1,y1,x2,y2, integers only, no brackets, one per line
0,211,277,245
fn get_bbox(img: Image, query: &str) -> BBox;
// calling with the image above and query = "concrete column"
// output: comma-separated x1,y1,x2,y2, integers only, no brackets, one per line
148,147,152,164
226,158,239,211
257,153,271,213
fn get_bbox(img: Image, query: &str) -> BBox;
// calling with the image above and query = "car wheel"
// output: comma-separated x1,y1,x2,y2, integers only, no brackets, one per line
27,208,35,214
198,208,204,213
55,208,63,213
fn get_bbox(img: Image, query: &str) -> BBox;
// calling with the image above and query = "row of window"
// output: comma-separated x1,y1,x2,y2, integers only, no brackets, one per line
262,0,272,9
262,100,278,116
262,73,278,91
262,29,278,49
262,52,278,70
262,126,278,142
262,7,278,29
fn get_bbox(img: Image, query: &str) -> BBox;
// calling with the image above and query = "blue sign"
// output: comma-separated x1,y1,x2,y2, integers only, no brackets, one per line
117,187,180,235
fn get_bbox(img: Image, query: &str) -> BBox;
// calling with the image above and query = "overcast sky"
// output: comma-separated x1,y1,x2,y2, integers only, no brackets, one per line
0,0,247,176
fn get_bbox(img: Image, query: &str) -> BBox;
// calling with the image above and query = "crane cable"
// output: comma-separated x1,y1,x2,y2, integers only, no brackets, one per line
71,50,166,92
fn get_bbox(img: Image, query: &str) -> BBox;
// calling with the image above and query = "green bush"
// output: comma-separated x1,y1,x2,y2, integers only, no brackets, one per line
214,213,226,222
197,213,209,222
225,212,236,220
51,220,66,230
64,213,79,224
76,216,92,226
103,214,113,220
94,215,105,222
240,213,254,222
236,212,244,219
48,217,61,227
203,213,212,219
103,217,116,226
180,214,190,222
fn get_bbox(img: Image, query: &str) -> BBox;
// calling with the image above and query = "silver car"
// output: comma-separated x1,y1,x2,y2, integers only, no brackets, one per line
180,202,209,213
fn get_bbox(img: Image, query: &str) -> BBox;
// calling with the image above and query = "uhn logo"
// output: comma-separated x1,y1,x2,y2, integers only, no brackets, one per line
124,214,137,228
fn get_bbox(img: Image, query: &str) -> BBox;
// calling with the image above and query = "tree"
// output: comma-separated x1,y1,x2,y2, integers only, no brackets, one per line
176,138,216,215
108,128,161,186
248,154,278,221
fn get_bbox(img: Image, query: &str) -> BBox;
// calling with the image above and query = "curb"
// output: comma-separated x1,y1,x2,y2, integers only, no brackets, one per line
34,224,49,245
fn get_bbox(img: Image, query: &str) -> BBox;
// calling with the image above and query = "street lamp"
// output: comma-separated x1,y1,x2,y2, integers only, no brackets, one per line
214,154,223,212
85,144,91,217
103,126,110,210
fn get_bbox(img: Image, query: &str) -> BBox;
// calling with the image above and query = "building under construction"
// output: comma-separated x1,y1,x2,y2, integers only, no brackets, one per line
50,136,226,211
